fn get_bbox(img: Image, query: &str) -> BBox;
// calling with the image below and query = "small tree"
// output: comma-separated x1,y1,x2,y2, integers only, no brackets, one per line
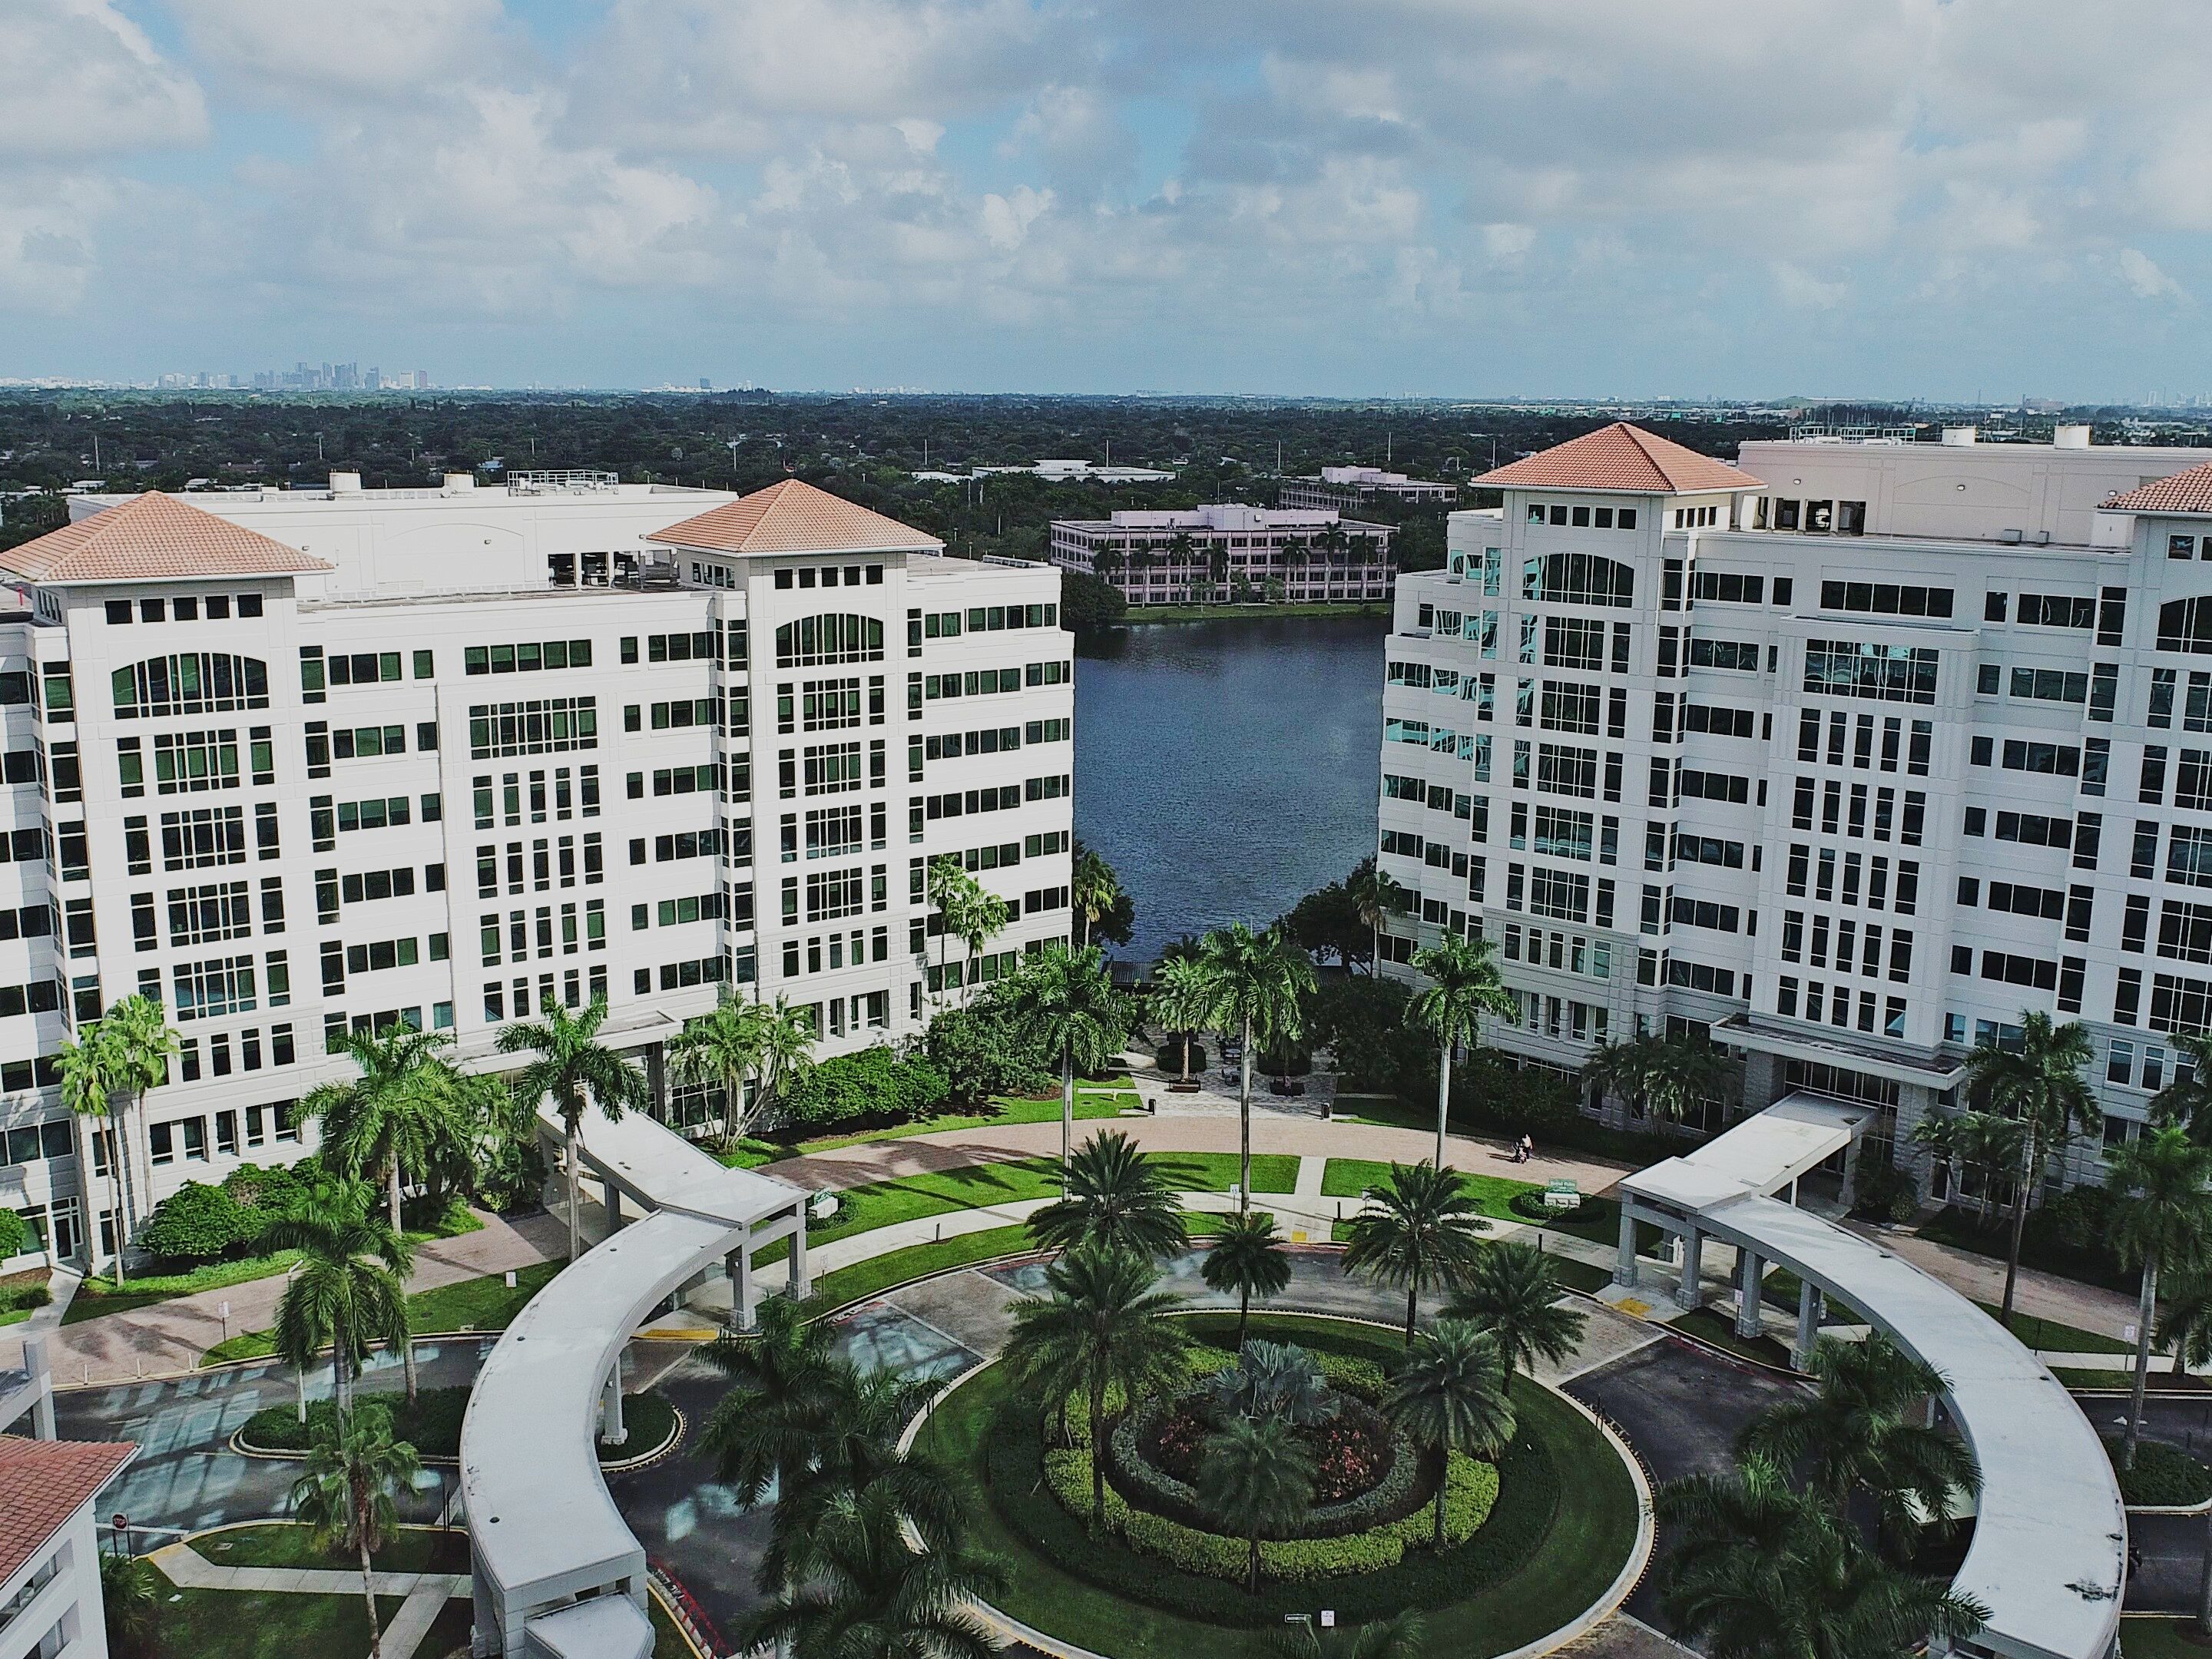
1343,1162,1488,1347
1192,923,1316,1210
1200,1210,1293,1350
1150,955,1213,1084
1407,934,1516,1167
1446,1242,1588,1386
1005,944,1124,1167
1962,1011,2098,1325
2108,1128,2212,1469
1383,1320,1515,1551
1028,1130,1185,1260
268,1180,412,1412
55,1027,124,1282
498,995,649,1261
290,1400,422,1659
667,992,769,1151
1583,1030,1730,1126
1198,1415,1314,1594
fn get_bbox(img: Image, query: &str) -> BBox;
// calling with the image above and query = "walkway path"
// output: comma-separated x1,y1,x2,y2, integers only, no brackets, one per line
28,1208,565,1385
150,1539,467,1659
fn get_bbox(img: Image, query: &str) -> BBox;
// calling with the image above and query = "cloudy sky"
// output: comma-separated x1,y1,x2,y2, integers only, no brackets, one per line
8,0,2211,399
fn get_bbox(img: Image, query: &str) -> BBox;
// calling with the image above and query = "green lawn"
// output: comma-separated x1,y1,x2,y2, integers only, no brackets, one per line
1667,1306,1796,1369
196,1522,469,1575
754,1157,1066,1270
1322,1159,1539,1221
932,1312,1641,1657
720,1084,1140,1167
1914,1207,2134,1294
201,1260,565,1366
1973,1302,2132,1355
652,1594,700,1657
2057,1366,2212,1392
1148,1151,1299,1194
147,1565,404,1659
806,1224,1041,1313
2118,1620,2212,1659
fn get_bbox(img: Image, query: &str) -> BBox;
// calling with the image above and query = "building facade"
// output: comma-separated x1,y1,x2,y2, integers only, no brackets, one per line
1379,420,2212,1196
1050,503,1395,607
1278,466,1458,513
0,1435,135,1659
0,477,1071,1271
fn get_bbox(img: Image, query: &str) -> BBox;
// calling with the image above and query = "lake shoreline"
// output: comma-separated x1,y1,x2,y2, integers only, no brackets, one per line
1099,600,1390,627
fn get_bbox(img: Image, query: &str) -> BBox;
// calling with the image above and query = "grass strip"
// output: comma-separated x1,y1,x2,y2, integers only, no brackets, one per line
1972,1302,2132,1355
201,1260,565,1366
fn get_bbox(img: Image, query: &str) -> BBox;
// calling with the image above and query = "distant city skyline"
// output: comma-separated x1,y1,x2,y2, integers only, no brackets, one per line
8,0,2212,402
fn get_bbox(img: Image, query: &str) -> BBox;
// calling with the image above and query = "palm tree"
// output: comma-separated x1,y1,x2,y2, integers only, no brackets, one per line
498,995,649,1261
737,1482,1006,1659
699,1293,839,1509
2157,1273,2212,1378
1583,1029,1730,1126
100,1552,157,1657
65,995,178,1274
1446,1241,1588,1386
2154,1031,2212,1144
1408,934,1517,1166
1198,1414,1314,1594
752,994,818,1130
299,1025,461,1406
2108,1128,2212,1469
1150,955,1212,1084
1200,1210,1292,1350
1344,858,1410,973
300,1025,460,1235
668,991,769,1150
104,995,177,1208
55,1028,124,1281
289,1399,422,1659
1265,1610,1426,1659
268,1180,412,1413
1384,1320,1516,1551
1006,943,1124,1167
1193,923,1316,1210
1738,1333,1980,1551
926,856,982,1002
1658,1458,1988,1659
1028,1130,1185,1260
1343,1162,1488,1346
1001,1243,1190,1529
1071,843,1124,949
956,886,1011,1005
1961,1011,2098,1324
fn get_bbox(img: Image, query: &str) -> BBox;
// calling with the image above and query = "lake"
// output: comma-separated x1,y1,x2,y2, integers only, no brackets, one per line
1074,613,1386,962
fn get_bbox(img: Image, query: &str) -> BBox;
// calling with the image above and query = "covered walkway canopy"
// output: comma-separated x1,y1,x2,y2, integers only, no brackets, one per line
460,1109,809,1658
1618,1100,2125,1659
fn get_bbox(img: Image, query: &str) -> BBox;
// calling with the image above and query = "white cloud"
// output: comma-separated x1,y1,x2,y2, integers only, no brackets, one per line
2118,247,2186,302
166,0,506,96
1482,223,1535,262
0,0,206,159
1770,261,1848,312
981,186,1052,250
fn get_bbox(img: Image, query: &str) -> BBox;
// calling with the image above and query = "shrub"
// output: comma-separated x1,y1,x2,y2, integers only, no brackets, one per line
776,1045,951,1129
2106,1435,2212,1506
1508,1190,1601,1226
224,1160,320,1246
0,1283,51,1314
0,1207,26,1260
1847,1144,1919,1224
923,1002,1049,1108
138,1182,257,1263
1153,1036,1207,1078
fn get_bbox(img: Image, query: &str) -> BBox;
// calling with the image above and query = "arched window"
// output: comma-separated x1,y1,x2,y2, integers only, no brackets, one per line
2158,598,2212,655
111,654,269,719
775,614,885,669
1521,552,1634,608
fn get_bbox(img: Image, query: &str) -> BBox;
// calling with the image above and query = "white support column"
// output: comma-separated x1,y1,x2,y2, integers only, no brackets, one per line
1734,1250,1763,1339
599,1349,625,1445
1614,1202,1639,1288
1794,1277,1823,1371
606,1184,623,1233
731,1246,755,1332
1678,1227,1703,1309
22,1336,52,1439
788,1197,811,1297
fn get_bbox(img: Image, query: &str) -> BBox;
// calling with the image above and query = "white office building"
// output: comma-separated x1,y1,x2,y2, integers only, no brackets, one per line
0,475,1071,1270
1279,466,1458,512
0,1434,135,1659
1051,502,1396,607
1380,420,2212,1194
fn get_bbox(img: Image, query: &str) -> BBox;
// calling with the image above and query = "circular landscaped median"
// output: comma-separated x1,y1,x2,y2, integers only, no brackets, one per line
929,1311,1645,1656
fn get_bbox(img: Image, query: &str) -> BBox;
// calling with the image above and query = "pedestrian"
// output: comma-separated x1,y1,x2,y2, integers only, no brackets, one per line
1520,1133,1535,1164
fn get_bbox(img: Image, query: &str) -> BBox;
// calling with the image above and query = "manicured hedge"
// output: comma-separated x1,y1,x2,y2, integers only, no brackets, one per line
2107,1435,2212,1507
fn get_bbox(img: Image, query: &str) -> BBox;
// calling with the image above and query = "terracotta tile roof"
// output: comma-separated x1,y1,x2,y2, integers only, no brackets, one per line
1474,422,1763,495
1,493,333,584
2102,460,2212,514
647,478,940,556
0,1438,136,1586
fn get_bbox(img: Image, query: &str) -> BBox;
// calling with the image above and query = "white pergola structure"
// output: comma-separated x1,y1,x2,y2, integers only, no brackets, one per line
1617,1095,2126,1659
460,1109,810,1658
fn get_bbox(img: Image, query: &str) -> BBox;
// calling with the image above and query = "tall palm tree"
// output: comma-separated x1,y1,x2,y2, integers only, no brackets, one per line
289,1400,421,1659
738,1482,1006,1659
299,1025,461,1406
1150,955,1212,1084
1193,922,1316,1210
498,995,649,1261
1001,1243,1190,1529
668,991,769,1150
1005,943,1123,1167
78,995,178,1272
1408,934,1517,1166
1343,1162,1488,1347
2157,1272,2212,1378
268,1180,412,1412
1658,1458,1988,1659
752,994,818,1130
1199,1414,1314,1594
1384,1320,1516,1551
1071,843,1124,950
926,856,981,1003
55,1028,124,1281
1583,1029,1730,1126
1028,1130,1185,1260
1265,1610,1426,1659
956,886,1011,1005
1200,1210,1293,1350
2154,1031,2212,1145
2108,1128,2212,1469
300,1025,460,1235
1962,1011,2098,1324
1344,858,1410,974
1738,1333,1980,1551
699,1293,839,1510
1447,1242,1588,1386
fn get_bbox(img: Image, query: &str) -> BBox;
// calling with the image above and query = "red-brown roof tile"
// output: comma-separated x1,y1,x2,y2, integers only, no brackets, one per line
1474,422,1763,495
2,492,333,584
0,1438,135,1586
2102,460,2212,514
647,478,939,556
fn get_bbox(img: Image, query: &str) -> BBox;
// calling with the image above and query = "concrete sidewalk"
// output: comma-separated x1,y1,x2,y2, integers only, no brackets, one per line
151,1541,466,1659
35,1207,565,1384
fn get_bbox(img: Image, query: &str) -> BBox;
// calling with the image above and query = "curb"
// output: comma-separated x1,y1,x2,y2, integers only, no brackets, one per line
227,1399,683,1474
